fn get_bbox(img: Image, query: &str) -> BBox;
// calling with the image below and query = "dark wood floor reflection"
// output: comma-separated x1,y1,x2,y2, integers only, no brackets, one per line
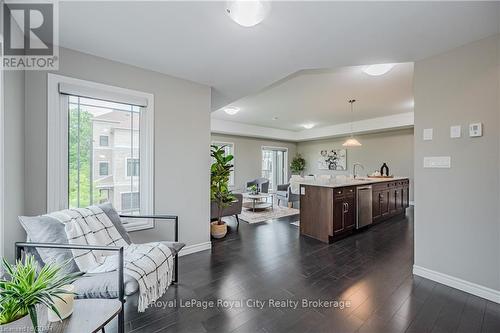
119,207,500,333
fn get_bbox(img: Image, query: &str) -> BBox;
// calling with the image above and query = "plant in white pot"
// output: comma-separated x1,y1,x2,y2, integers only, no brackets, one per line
0,255,82,332
210,145,236,238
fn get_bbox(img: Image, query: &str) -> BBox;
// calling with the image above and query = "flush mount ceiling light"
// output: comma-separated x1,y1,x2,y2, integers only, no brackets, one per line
343,99,362,147
363,63,395,76
226,0,271,27
302,124,315,129
224,107,240,115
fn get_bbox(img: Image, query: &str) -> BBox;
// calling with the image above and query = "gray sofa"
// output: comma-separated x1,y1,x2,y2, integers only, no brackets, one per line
211,193,243,229
16,203,184,333
276,184,300,208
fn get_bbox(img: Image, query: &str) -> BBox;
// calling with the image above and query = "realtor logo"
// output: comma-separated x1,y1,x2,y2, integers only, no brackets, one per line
2,0,59,70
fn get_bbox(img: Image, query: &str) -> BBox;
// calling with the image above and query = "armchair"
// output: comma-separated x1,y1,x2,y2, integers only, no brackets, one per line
16,204,184,333
276,184,300,208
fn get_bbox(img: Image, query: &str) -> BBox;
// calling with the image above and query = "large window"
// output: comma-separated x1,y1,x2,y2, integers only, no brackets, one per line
262,147,288,191
48,74,154,231
211,141,235,187
68,95,140,213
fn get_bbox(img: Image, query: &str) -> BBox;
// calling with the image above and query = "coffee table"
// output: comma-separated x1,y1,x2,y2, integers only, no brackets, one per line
243,193,274,212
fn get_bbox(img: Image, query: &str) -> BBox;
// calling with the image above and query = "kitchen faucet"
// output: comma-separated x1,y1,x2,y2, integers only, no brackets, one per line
353,162,365,179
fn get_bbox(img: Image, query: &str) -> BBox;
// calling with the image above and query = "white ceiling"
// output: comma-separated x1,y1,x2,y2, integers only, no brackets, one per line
58,1,500,111
211,62,414,131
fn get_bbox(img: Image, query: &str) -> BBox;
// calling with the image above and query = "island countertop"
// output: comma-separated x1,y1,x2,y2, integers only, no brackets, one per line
298,176,409,189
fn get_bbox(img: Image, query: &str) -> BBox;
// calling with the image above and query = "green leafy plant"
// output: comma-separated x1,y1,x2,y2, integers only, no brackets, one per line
247,184,258,195
290,154,306,175
211,145,236,225
0,255,83,332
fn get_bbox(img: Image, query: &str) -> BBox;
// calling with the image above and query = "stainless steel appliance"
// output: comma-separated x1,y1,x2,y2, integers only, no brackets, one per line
356,185,373,229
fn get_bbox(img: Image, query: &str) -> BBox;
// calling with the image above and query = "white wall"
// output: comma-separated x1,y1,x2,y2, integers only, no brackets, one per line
297,129,415,201
413,35,500,296
3,70,26,261
24,47,212,250
211,133,297,192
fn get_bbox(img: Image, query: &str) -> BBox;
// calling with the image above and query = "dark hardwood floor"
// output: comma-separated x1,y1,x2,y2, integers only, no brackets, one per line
117,207,500,333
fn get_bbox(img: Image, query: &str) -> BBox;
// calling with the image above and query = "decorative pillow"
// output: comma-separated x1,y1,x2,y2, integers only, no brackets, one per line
98,202,131,244
18,215,80,273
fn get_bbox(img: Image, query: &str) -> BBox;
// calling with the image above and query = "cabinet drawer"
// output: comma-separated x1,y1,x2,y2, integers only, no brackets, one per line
333,186,355,197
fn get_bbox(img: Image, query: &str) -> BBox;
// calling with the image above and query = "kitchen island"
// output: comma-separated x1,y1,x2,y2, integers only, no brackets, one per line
299,177,410,243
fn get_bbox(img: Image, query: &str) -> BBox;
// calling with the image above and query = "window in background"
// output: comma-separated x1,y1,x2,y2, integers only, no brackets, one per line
211,141,235,187
262,147,288,191
99,135,109,147
68,95,140,214
121,192,140,211
127,158,140,177
98,161,109,176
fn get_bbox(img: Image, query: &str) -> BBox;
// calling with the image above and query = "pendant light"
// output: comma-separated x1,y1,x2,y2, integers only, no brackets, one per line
343,99,362,147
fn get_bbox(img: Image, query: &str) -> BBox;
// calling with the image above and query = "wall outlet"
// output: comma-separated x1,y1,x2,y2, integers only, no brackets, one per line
423,156,451,168
469,123,482,137
423,128,433,141
450,125,461,138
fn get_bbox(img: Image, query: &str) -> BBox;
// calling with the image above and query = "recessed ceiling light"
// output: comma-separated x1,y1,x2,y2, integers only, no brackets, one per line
303,124,315,129
363,63,395,76
224,107,240,115
226,0,271,27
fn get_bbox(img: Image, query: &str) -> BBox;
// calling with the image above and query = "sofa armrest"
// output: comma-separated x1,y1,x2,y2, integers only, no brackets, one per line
119,215,178,242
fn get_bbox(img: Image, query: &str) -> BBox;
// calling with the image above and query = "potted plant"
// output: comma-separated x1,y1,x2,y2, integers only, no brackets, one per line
290,154,306,176
210,145,236,238
0,255,82,332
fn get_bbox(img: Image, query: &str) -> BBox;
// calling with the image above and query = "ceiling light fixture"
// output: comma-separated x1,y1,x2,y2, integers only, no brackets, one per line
363,63,395,76
226,0,271,27
224,107,240,115
343,99,362,147
303,124,315,129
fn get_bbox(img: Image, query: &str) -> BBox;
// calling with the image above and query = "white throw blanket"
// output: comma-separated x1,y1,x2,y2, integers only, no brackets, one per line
49,206,173,312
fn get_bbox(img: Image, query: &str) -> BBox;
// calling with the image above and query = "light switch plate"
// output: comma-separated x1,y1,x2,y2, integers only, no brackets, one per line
469,123,482,137
450,125,461,138
300,187,305,195
423,156,451,168
423,128,433,141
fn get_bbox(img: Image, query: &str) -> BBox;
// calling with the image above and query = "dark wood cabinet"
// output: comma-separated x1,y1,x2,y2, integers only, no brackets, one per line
372,180,409,224
300,179,410,243
333,187,355,237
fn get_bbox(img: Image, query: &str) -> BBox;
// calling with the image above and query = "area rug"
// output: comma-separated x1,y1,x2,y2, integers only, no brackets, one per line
290,221,300,227
239,205,300,224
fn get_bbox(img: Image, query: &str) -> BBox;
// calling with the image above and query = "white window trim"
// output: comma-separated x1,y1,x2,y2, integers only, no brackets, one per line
98,161,110,177
211,141,235,187
47,74,155,231
261,146,289,191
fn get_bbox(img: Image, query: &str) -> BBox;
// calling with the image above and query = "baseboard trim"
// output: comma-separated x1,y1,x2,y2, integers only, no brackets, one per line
179,241,212,257
413,265,500,303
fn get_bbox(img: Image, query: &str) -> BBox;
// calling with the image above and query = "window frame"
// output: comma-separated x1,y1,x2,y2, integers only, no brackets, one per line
211,141,235,187
99,135,109,147
126,158,140,177
261,146,289,192
98,161,110,177
47,74,155,231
